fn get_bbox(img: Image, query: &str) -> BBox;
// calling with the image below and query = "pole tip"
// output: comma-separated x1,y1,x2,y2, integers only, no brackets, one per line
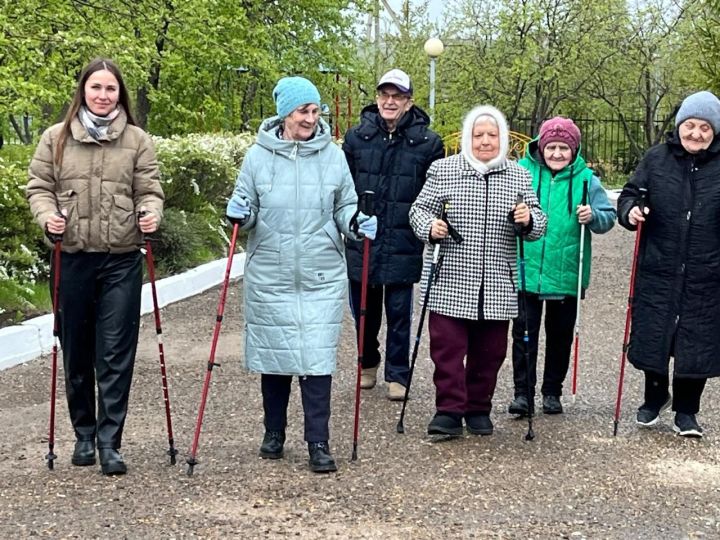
396,423,405,434
613,421,619,437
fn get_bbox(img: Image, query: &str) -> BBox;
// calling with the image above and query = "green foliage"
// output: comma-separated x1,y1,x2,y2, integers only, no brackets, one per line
0,0,362,137
0,156,47,283
0,280,49,328
0,131,251,323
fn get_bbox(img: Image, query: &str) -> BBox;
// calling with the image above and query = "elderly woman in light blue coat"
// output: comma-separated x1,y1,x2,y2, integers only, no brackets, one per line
226,77,376,473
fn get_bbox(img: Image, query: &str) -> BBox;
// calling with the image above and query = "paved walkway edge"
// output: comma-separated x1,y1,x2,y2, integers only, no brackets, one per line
0,253,246,371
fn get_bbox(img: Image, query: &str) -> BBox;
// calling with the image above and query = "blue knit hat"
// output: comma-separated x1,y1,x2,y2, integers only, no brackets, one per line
676,91,720,134
272,77,321,118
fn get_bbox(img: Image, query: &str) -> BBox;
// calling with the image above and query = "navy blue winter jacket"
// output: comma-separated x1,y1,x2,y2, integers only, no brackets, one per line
343,104,444,285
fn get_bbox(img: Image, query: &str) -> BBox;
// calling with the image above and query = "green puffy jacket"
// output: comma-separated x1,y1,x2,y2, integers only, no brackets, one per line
518,139,616,296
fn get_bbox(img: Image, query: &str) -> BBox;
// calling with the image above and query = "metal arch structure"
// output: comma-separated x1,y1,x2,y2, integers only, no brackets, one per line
442,130,532,160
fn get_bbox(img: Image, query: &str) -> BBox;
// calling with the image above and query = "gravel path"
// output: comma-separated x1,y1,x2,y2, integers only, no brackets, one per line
0,225,718,539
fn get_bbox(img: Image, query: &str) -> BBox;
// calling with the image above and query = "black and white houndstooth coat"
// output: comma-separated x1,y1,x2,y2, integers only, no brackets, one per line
409,153,547,320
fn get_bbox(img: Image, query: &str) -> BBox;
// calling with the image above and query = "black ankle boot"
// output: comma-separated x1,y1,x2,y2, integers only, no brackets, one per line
308,442,337,473
427,412,463,436
99,448,127,476
259,431,286,459
72,440,96,466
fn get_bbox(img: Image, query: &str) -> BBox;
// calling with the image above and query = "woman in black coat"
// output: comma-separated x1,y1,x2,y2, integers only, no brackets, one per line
617,90,720,438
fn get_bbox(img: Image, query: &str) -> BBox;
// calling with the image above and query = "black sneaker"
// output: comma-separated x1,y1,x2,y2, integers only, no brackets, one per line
636,394,671,427
308,442,337,473
508,395,530,416
427,413,463,436
259,431,285,459
465,413,493,436
673,413,704,438
542,395,563,415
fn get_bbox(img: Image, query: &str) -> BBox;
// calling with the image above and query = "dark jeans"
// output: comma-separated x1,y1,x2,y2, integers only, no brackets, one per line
261,374,332,443
643,370,707,415
52,251,142,449
428,311,508,415
349,280,413,385
511,293,577,398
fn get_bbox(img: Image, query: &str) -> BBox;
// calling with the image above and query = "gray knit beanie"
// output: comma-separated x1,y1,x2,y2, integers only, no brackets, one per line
675,91,720,134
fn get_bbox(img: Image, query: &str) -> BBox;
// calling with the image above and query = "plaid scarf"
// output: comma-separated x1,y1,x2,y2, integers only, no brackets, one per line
79,106,120,141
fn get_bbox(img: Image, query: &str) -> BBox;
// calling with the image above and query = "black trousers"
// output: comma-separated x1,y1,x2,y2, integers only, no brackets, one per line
52,251,142,449
511,293,577,398
261,374,332,443
349,280,413,385
643,370,707,415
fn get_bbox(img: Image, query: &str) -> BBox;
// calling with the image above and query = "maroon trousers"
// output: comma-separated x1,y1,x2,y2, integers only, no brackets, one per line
428,311,509,415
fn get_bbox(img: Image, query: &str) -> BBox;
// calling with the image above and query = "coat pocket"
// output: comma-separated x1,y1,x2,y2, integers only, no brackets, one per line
56,189,80,247
110,193,141,247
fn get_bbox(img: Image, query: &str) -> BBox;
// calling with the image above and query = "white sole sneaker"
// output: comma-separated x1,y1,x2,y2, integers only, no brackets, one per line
635,395,672,427
673,424,703,438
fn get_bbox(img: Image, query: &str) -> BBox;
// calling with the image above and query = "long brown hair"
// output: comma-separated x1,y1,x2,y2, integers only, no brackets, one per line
54,57,136,166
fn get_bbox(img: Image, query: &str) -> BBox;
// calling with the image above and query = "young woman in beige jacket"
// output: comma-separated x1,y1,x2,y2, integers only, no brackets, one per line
27,58,164,475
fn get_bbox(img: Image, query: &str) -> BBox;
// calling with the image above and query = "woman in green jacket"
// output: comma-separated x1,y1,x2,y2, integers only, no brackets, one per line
508,117,615,416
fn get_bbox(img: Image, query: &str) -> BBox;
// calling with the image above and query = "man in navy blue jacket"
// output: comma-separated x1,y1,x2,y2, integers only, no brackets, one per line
343,69,444,400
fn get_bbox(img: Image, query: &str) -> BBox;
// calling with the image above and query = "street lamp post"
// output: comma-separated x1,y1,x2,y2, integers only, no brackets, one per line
423,37,444,122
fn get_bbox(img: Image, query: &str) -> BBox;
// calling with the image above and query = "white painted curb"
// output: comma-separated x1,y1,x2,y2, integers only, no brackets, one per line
0,253,246,372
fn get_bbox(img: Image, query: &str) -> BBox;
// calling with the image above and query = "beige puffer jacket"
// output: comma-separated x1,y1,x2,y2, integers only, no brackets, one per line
27,109,164,253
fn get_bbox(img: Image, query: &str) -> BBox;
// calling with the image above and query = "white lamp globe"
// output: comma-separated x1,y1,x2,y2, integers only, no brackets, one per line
424,38,444,58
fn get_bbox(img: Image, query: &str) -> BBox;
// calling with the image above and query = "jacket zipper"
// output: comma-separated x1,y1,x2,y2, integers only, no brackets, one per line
675,157,697,333
478,173,490,316
293,148,305,370
536,173,553,293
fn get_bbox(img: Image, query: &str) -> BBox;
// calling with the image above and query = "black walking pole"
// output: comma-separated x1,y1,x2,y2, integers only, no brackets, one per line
140,224,179,465
187,223,240,475
514,193,535,441
46,232,62,470
613,187,648,436
351,190,375,461
397,201,463,434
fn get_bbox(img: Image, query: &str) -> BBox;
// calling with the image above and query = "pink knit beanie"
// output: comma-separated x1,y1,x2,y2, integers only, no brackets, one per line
539,117,581,155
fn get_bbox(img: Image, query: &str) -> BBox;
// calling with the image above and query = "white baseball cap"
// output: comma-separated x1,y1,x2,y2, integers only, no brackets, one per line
377,69,413,95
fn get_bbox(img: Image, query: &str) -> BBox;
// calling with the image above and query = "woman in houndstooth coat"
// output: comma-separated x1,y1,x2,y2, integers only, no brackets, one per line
409,105,547,437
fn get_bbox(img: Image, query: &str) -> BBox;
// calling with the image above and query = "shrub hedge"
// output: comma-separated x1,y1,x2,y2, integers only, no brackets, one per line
0,132,254,326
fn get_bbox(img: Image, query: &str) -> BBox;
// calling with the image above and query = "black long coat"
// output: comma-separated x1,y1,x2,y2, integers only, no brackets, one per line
618,132,720,378
342,104,444,285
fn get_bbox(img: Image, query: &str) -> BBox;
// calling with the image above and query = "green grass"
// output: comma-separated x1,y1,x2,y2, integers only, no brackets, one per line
0,280,52,328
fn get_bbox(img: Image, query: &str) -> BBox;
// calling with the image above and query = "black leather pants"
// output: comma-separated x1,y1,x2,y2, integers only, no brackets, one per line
52,251,142,449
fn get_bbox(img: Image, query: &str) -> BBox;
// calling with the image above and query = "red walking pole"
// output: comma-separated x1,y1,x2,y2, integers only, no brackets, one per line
187,223,240,475
143,239,178,464
613,188,648,436
46,237,62,470
351,191,375,462
570,178,589,404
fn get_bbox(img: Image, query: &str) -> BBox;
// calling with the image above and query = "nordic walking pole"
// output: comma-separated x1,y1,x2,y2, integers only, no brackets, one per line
351,190,375,462
515,193,535,441
397,201,463,434
613,187,647,436
139,217,178,465
46,230,63,470
187,223,240,475
570,178,590,404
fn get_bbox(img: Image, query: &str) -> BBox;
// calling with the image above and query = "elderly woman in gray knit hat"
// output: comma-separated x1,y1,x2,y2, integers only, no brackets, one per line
618,90,720,438
225,76,376,472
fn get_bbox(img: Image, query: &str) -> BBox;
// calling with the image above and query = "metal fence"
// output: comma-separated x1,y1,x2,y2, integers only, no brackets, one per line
510,113,675,172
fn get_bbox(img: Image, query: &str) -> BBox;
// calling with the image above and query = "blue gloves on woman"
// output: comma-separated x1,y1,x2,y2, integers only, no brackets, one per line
227,195,250,224
355,212,377,240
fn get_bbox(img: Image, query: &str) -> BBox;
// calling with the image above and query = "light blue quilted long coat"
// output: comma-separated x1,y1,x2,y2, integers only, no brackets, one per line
231,117,359,376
